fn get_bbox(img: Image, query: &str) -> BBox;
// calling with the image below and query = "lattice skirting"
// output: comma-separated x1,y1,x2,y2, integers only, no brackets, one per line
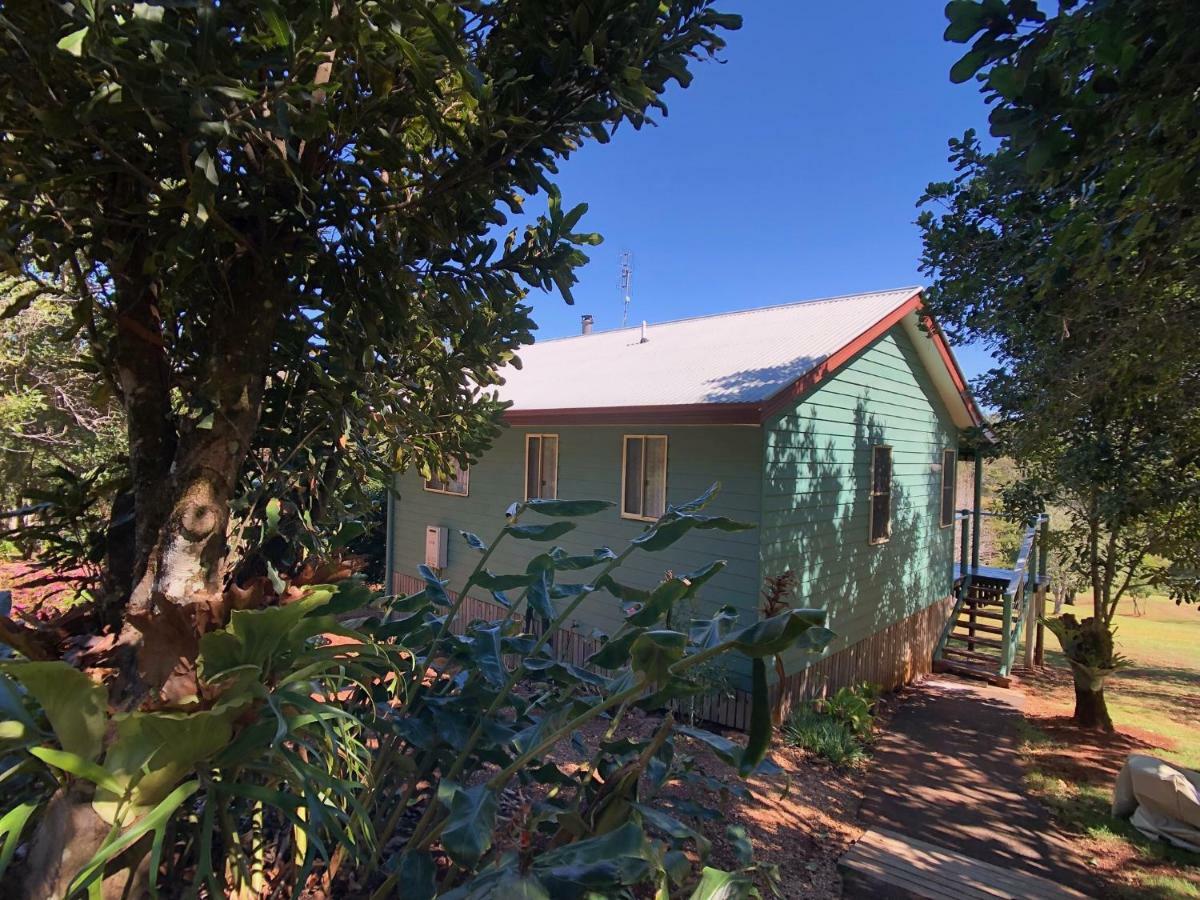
392,572,954,731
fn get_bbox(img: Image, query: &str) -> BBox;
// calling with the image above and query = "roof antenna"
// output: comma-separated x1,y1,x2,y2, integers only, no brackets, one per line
618,249,634,328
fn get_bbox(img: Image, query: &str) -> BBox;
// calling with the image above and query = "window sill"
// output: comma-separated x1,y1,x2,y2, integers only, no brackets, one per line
621,512,659,523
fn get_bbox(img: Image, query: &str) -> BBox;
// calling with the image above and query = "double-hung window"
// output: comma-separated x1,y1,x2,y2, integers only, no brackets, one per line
622,435,667,521
525,434,559,500
424,459,469,496
869,445,892,544
939,449,957,528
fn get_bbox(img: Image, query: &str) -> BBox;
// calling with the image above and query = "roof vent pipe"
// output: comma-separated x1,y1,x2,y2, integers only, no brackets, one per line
581,314,594,335
640,320,648,343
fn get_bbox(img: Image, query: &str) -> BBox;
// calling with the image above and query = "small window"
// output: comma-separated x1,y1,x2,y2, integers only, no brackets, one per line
525,434,559,500
424,458,469,496
869,445,892,544
622,435,668,521
939,449,957,528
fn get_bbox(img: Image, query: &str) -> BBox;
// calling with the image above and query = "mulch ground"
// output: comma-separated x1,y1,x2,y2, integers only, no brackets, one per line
1016,664,1200,898
0,559,90,617
498,707,872,899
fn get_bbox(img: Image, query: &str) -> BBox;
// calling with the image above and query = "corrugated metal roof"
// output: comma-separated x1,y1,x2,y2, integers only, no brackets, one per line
497,286,924,410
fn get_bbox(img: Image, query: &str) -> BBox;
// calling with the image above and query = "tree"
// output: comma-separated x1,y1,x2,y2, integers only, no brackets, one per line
0,0,737,675
919,0,1200,730
0,277,124,516
0,1,743,888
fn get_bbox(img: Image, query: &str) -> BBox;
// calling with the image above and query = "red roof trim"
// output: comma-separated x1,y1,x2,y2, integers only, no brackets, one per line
757,292,924,421
503,403,761,427
919,313,985,427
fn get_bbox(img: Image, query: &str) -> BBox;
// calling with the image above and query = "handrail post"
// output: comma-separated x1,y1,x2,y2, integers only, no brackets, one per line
1001,582,1015,677
1035,515,1050,666
959,510,970,583
1037,515,1050,579
971,454,983,572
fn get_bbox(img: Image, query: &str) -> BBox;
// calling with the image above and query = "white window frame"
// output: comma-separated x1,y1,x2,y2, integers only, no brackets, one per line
524,433,559,500
868,444,892,545
423,459,469,497
939,449,957,529
621,435,669,522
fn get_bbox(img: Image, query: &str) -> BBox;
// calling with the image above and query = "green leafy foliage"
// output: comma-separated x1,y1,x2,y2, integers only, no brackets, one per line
0,0,743,635
815,683,879,741
782,682,878,768
1,660,108,760
0,279,124,520
781,709,869,769
0,486,831,895
920,0,1200,729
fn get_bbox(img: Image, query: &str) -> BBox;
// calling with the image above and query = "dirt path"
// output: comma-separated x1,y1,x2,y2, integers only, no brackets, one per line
857,676,1099,896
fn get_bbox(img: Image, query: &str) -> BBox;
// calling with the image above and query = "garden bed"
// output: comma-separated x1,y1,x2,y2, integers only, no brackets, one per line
564,710,871,899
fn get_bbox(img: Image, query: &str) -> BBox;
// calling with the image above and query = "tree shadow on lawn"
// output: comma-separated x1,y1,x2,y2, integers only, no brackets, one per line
1025,715,1160,784
1110,665,1200,717
1024,659,1200,733
1020,712,1200,897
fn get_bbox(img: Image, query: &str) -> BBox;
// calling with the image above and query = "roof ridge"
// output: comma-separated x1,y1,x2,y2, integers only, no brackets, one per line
526,285,923,346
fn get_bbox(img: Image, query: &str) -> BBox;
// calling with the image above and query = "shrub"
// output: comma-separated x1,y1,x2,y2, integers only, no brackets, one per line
817,682,879,741
781,708,867,768
782,682,879,768
0,484,834,897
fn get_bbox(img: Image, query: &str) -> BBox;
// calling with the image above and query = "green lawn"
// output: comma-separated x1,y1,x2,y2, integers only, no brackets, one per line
1026,596,1200,768
1107,599,1200,769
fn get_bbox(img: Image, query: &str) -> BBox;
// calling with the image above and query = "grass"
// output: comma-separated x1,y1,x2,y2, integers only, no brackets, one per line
1026,595,1200,769
1019,595,1200,899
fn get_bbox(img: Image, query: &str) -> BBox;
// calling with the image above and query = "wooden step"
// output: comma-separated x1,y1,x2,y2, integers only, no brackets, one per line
942,647,1000,665
951,620,1003,635
959,608,1004,621
947,633,1004,649
934,657,993,679
839,828,1090,900
933,658,1012,688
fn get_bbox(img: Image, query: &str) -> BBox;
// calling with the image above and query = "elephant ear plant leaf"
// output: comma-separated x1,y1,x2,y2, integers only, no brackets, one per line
0,485,832,895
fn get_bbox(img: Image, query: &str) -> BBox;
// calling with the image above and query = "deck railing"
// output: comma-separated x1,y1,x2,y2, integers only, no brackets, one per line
939,509,1050,679
999,513,1049,676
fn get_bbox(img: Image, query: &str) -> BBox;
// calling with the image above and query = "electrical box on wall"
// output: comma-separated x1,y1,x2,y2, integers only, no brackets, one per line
424,525,448,570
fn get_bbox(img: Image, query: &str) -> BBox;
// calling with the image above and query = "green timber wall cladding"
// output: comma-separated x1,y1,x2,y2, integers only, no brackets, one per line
388,322,960,695
762,324,958,677
389,425,764,685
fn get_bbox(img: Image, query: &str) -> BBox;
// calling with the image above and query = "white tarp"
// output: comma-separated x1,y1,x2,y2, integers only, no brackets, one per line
1112,753,1200,852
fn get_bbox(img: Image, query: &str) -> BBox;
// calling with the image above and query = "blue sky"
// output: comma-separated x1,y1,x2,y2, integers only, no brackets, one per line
519,0,999,383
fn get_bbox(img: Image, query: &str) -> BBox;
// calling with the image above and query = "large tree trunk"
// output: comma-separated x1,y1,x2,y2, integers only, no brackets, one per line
1072,680,1114,731
1067,657,1116,732
111,255,177,589
26,271,281,893
123,273,280,700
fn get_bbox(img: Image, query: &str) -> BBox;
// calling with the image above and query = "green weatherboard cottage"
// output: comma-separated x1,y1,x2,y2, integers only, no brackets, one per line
387,287,987,727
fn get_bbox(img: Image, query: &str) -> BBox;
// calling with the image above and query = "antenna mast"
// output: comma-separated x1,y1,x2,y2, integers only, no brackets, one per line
618,250,634,328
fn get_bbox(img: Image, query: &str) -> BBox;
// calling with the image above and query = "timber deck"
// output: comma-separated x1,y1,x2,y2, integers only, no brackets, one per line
840,828,1092,900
